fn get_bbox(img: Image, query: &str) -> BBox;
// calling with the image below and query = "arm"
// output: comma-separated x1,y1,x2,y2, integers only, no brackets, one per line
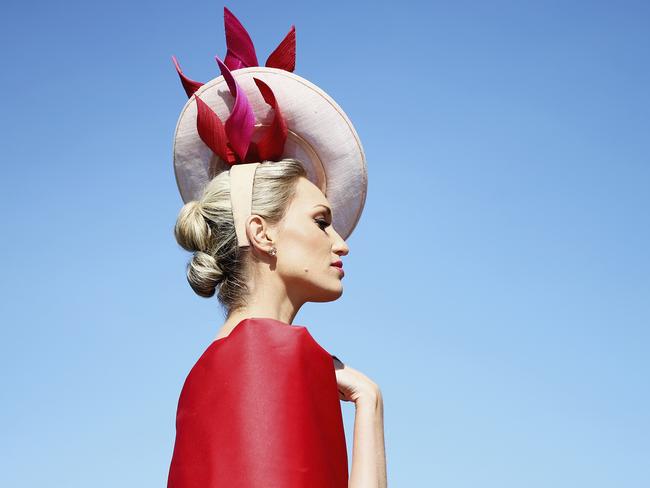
349,389,388,488
332,356,388,488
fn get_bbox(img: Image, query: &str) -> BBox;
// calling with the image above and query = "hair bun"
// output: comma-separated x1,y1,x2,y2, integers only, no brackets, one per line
174,200,212,253
187,251,224,298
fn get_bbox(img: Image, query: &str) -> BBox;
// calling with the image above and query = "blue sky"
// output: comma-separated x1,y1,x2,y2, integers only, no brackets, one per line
1,1,648,486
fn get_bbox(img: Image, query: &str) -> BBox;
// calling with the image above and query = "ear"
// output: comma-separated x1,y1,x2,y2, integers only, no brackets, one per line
245,214,276,255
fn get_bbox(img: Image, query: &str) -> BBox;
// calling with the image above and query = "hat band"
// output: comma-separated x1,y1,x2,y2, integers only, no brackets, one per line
229,162,261,247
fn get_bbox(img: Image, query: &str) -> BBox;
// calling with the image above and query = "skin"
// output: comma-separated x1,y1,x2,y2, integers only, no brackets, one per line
216,176,388,487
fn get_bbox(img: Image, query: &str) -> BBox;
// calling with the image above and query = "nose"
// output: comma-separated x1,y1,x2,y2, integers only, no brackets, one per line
331,227,350,256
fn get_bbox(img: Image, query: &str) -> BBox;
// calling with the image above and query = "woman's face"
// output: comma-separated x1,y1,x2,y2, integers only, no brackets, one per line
273,177,350,303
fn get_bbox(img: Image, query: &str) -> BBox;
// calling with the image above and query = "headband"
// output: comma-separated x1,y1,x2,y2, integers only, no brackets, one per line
229,162,260,247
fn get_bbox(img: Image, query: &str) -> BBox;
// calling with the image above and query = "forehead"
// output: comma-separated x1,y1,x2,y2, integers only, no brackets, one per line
292,177,331,210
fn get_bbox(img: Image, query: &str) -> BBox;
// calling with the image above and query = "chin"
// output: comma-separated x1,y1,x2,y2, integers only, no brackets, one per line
309,283,344,303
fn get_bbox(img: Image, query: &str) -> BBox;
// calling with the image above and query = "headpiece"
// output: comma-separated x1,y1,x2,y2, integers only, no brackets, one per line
172,6,367,247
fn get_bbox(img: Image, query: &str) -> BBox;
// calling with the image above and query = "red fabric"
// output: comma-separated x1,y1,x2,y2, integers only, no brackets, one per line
167,317,349,488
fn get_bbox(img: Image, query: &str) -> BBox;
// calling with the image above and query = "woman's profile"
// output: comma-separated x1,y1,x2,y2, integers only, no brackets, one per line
167,7,386,487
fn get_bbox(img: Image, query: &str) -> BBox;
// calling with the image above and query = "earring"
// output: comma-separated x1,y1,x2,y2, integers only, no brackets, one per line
268,246,277,256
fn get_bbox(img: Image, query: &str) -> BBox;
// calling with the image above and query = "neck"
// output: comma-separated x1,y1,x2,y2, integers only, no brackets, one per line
216,273,303,340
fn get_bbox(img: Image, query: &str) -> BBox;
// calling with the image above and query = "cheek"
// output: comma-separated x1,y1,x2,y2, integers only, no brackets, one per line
279,227,328,274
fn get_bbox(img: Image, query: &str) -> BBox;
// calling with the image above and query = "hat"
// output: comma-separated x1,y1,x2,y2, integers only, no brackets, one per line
172,6,367,245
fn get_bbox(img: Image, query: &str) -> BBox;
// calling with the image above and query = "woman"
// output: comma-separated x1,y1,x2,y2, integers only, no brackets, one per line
167,7,386,487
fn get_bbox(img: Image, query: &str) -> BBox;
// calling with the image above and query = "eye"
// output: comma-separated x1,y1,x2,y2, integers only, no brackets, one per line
315,218,330,231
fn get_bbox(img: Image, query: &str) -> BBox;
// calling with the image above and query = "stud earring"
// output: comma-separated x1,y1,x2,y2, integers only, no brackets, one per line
268,247,277,256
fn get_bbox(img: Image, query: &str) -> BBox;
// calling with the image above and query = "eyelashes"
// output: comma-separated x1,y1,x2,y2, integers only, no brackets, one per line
315,218,330,231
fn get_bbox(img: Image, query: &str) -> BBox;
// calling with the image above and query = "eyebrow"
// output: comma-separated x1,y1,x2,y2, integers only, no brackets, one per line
313,204,332,218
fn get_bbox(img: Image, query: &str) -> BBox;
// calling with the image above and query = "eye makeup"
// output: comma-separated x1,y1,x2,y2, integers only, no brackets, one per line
315,218,330,230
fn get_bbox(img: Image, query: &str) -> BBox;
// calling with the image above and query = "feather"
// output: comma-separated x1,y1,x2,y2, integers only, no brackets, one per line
265,25,296,72
252,78,288,161
194,93,234,164
223,6,259,70
215,55,255,161
172,55,204,98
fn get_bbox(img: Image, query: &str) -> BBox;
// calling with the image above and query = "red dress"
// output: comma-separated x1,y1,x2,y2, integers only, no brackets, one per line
167,317,349,487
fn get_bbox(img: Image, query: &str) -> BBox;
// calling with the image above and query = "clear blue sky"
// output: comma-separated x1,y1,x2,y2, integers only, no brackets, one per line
1,1,648,486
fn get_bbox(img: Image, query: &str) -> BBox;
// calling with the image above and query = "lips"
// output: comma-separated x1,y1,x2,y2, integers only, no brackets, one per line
331,260,344,277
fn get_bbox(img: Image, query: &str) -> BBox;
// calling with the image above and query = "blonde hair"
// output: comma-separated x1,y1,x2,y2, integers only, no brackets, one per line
174,159,307,313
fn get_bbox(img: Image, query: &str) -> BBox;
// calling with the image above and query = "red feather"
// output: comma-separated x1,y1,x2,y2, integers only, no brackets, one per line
194,94,237,165
252,78,288,161
223,6,259,70
172,56,204,98
265,25,296,72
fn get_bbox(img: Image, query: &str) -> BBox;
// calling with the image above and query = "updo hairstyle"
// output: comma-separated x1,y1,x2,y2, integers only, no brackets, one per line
174,159,307,313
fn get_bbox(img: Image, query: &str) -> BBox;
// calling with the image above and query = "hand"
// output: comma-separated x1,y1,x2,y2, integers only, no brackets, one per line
332,355,380,405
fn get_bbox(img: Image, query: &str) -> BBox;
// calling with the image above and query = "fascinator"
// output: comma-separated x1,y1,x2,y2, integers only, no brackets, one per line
172,7,367,246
